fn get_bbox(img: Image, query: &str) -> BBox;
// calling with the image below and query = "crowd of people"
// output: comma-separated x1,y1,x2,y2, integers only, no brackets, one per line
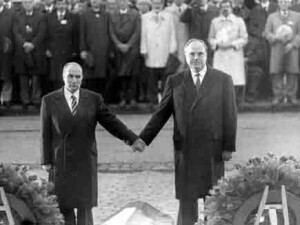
1,0,300,110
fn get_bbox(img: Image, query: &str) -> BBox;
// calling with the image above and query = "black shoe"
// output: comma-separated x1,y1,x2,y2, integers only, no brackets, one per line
22,103,30,110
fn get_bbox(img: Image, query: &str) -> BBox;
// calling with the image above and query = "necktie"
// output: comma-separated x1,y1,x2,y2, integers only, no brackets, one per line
71,95,77,115
195,73,201,91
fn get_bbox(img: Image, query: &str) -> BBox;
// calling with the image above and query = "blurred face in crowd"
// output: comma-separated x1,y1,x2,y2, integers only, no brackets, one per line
56,0,67,12
278,0,291,11
137,0,150,13
44,0,53,6
91,0,102,10
106,0,117,13
220,1,232,17
151,0,163,12
173,0,183,6
118,0,128,10
233,0,244,7
63,63,83,93
185,40,207,73
23,0,34,11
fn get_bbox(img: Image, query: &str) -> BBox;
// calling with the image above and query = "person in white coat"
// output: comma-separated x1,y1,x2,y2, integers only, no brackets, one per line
165,0,189,71
208,0,248,106
140,0,177,105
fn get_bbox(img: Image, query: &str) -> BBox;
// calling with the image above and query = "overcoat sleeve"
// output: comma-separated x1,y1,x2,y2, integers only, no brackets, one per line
140,14,147,55
231,17,248,49
264,14,277,44
139,77,174,145
32,14,46,49
40,97,53,165
222,75,237,152
96,95,138,145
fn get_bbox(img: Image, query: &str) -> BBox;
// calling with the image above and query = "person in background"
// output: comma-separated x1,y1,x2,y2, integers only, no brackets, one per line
46,0,79,90
264,0,300,105
13,0,47,109
246,0,277,101
0,0,14,108
136,0,150,103
80,0,111,95
209,0,248,107
140,0,177,107
41,62,144,225
165,0,189,71
232,0,250,22
109,0,140,107
180,0,219,64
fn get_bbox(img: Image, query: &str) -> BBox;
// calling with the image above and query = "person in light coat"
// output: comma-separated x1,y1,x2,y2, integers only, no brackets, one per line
165,0,189,71
140,0,177,105
209,0,248,106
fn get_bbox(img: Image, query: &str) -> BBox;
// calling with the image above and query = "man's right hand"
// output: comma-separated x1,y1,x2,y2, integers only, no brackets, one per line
132,138,146,152
42,164,52,172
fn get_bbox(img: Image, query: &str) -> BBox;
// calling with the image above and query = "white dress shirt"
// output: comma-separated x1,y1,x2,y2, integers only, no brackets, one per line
190,65,207,85
64,87,80,112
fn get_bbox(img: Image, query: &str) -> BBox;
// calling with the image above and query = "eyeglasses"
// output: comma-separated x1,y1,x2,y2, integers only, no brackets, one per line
67,74,82,79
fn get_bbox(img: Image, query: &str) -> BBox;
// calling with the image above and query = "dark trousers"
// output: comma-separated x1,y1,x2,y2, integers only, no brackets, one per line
177,199,198,225
119,76,136,102
147,67,166,104
272,73,298,101
19,74,41,105
60,207,93,225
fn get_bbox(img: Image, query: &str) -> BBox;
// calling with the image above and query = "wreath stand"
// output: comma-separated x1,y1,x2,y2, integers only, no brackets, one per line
0,187,14,225
255,185,289,225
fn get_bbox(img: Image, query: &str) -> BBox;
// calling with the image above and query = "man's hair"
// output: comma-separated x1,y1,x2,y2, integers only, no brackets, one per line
184,39,208,53
62,62,83,78
219,0,232,7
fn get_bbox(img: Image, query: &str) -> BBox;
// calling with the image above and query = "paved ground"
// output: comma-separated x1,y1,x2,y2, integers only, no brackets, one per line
2,112,300,224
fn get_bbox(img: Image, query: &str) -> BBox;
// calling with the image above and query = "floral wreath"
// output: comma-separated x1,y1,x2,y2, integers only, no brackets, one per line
0,164,64,225
198,153,300,225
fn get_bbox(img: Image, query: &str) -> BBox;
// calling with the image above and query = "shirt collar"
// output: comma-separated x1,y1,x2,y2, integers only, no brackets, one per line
57,10,66,16
199,4,208,11
26,10,33,16
120,8,128,14
261,1,269,9
64,87,80,100
190,65,207,82
46,4,54,12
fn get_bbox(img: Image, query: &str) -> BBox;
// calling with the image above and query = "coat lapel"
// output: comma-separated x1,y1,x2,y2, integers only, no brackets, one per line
191,67,214,111
53,88,75,135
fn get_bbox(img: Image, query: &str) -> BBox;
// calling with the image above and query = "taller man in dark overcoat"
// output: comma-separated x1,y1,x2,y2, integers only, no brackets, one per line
41,62,144,225
138,39,237,225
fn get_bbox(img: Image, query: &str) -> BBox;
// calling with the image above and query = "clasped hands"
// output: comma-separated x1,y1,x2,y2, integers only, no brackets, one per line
132,138,146,152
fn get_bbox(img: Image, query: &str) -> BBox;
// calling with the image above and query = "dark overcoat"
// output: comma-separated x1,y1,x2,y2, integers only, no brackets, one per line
41,88,138,208
46,10,79,80
140,68,237,200
80,8,111,79
13,9,47,75
109,8,140,77
0,8,14,81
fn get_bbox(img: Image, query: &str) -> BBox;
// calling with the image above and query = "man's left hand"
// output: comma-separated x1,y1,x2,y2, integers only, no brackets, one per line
222,151,233,161
132,138,146,152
